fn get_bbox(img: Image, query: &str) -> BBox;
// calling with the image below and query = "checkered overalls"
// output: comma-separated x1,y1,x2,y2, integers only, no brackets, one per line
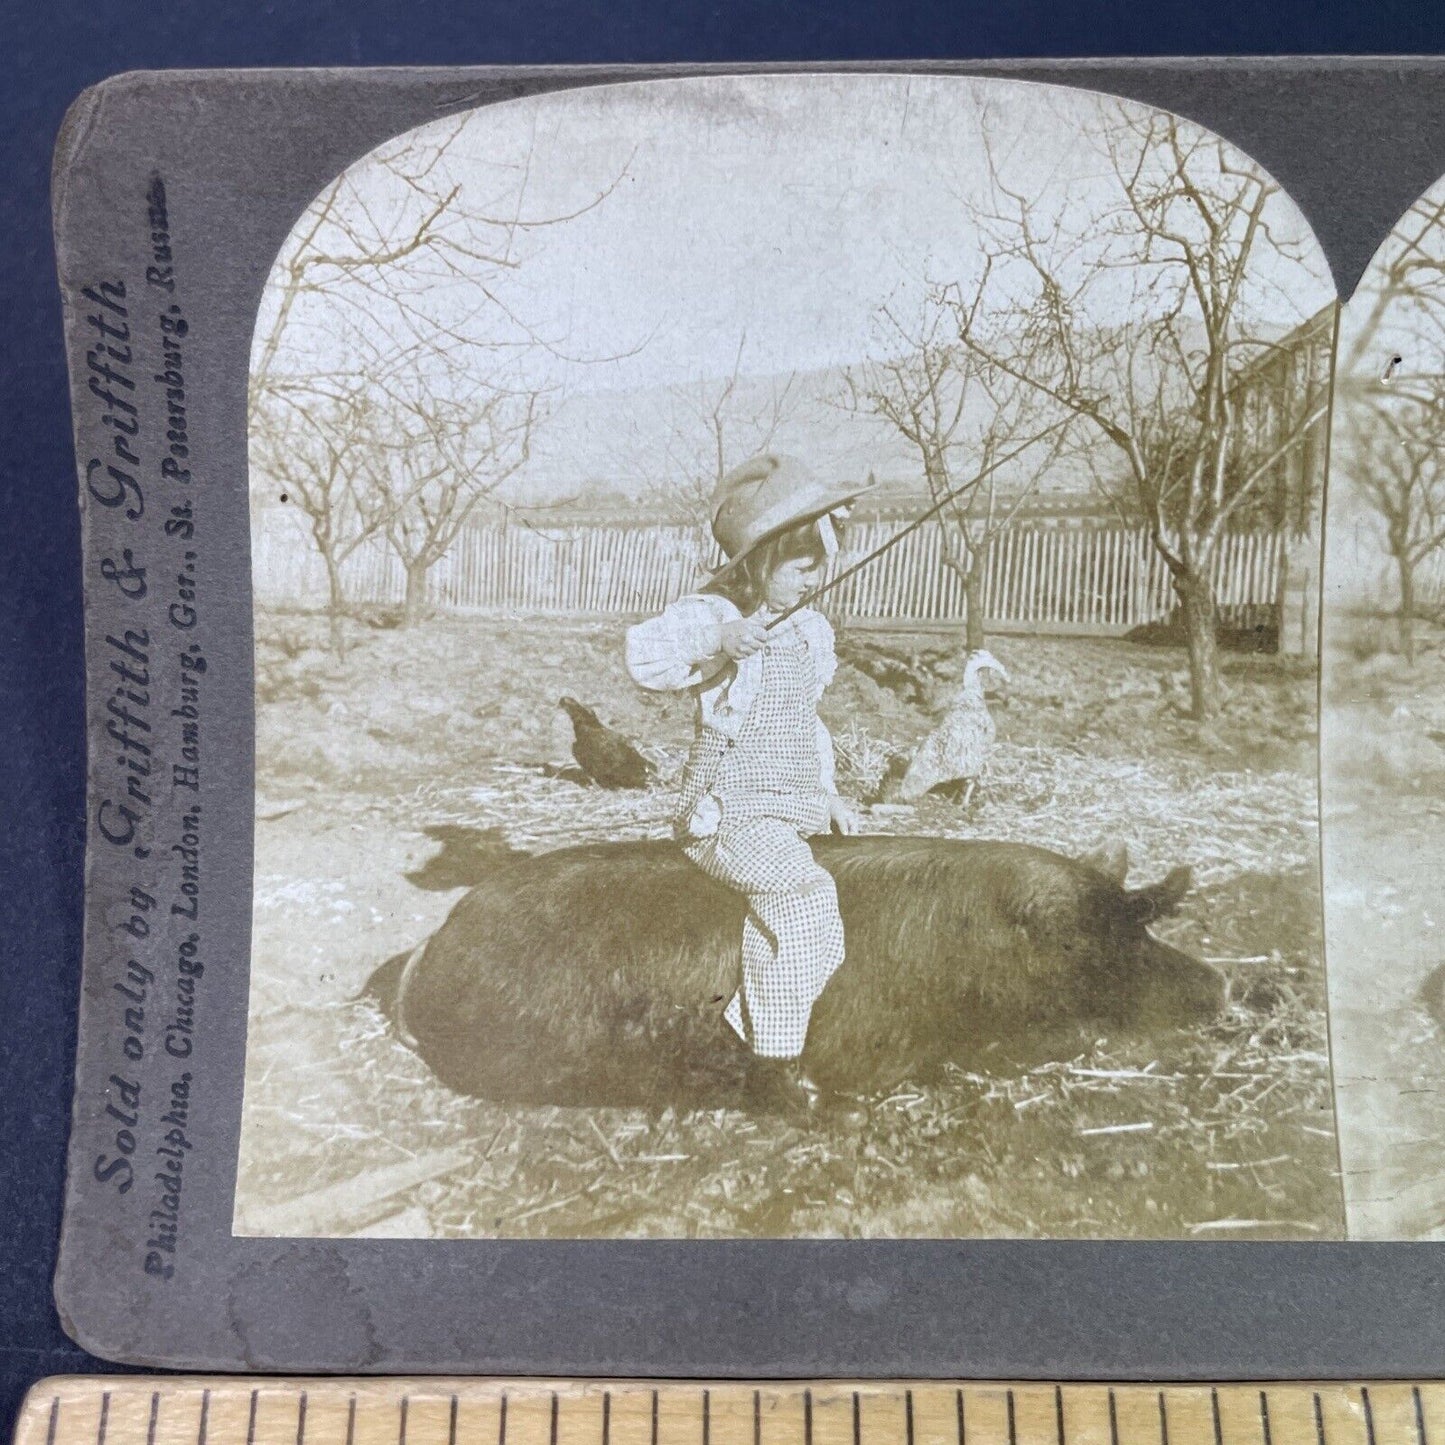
678,619,846,1059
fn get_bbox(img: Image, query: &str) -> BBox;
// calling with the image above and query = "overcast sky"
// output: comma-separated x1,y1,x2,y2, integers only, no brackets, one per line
253,73,1337,501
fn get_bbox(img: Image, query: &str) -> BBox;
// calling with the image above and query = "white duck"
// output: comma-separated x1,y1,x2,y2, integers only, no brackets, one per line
898,648,1009,806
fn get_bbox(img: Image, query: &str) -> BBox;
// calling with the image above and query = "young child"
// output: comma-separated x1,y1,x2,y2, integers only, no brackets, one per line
625,453,869,1108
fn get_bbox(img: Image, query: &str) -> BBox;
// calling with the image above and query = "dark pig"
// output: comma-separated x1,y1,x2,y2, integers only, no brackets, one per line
366,834,1223,1106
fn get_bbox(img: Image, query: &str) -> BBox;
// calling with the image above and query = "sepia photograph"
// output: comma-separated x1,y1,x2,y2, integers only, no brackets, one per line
233,73,1343,1241
1322,174,1445,1241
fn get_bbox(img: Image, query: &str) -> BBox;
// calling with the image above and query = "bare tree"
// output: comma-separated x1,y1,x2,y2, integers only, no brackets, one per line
250,117,629,627
849,277,1072,650
953,101,1332,719
1329,179,1445,664
1339,190,1445,380
251,119,626,403
250,382,389,656
373,375,540,624
1347,392,1445,663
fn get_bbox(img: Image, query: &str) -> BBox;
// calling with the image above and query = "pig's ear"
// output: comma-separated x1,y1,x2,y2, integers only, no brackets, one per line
1124,865,1192,923
1079,839,1129,884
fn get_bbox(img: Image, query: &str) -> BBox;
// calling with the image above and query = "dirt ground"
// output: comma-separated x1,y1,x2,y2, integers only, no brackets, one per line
1322,610,1445,1239
234,606,1340,1240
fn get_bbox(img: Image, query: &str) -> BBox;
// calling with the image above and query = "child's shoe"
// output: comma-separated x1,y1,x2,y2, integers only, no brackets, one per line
748,1057,820,1118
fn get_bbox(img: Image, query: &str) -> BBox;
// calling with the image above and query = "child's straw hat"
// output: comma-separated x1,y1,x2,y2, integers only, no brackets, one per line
708,453,874,582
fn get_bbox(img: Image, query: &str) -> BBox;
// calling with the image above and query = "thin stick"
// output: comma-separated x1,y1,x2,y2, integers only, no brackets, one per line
763,419,1071,630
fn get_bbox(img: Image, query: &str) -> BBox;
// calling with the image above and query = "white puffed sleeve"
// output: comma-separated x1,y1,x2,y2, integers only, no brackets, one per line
625,594,734,692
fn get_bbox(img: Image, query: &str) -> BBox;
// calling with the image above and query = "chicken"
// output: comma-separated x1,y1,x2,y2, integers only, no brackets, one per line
897,649,1009,806
557,696,657,790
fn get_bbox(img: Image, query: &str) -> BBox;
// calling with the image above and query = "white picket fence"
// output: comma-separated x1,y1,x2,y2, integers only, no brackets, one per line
253,516,1291,635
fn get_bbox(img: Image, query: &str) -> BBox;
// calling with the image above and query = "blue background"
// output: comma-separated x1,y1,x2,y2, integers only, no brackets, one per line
6,0,1445,1436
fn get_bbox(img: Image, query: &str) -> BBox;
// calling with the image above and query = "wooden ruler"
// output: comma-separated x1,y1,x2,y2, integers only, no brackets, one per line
13,1380,1444,1445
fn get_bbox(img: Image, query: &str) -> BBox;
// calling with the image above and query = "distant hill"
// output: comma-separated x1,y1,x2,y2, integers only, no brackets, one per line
499,360,1106,522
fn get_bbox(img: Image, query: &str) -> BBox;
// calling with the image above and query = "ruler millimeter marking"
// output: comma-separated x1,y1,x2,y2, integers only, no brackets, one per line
15,1381,1445,1445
